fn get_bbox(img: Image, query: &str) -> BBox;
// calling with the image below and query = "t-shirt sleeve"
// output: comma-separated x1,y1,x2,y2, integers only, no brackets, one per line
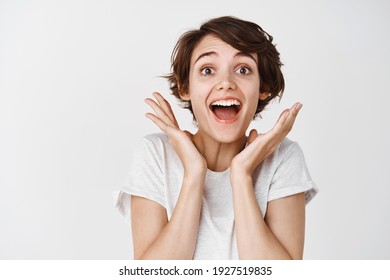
268,140,318,205
113,135,166,223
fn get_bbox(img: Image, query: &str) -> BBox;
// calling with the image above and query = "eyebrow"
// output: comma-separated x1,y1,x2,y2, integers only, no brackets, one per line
194,51,217,64
194,51,257,64
235,52,257,64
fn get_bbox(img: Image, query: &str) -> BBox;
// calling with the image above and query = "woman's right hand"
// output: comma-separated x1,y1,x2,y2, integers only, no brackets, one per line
145,92,207,177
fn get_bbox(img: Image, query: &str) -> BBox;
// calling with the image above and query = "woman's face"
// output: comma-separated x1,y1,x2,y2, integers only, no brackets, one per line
184,35,267,143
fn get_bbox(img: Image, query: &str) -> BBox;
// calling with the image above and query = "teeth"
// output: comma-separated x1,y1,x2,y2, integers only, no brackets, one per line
211,99,241,106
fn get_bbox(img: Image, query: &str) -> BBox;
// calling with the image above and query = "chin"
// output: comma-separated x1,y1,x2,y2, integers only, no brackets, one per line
209,127,246,144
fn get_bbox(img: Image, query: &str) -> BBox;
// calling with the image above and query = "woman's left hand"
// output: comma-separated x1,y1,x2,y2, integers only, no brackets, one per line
231,102,303,176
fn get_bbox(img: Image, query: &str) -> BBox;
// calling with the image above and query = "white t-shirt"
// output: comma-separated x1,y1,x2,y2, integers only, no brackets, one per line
113,133,318,259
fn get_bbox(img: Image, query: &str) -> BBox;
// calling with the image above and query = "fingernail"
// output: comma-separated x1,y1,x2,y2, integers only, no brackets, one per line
297,103,303,110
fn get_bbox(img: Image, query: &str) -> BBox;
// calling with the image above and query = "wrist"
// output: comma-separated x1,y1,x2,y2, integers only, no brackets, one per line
183,156,207,176
230,171,254,194
184,161,206,176
183,169,206,187
230,159,252,178
230,167,253,186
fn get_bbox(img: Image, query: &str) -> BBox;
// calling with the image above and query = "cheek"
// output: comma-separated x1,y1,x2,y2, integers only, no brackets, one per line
244,84,261,115
244,83,261,100
189,80,210,103
191,94,208,120
187,84,203,113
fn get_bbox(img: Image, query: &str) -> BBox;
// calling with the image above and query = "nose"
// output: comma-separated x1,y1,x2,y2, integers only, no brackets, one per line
215,72,236,91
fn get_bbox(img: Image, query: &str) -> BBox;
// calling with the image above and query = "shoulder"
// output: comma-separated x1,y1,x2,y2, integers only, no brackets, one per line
253,137,303,178
256,138,306,176
278,137,301,153
273,137,304,163
269,138,318,204
136,133,178,164
141,132,169,145
130,133,169,162
136,133,171,153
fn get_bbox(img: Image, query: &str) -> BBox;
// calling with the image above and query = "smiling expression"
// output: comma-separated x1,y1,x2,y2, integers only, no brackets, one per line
181,35,268,143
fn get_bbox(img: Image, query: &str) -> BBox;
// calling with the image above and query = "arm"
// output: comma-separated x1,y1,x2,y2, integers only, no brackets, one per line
230,171,305,259
131,92,206,259
131,172,205,259
231,102,305,259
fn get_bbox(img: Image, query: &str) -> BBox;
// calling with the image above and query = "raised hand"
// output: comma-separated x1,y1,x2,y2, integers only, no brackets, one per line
145,92,207,176
231,102,303,176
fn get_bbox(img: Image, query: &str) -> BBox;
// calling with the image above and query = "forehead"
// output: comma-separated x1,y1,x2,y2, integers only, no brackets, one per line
191,34,258,64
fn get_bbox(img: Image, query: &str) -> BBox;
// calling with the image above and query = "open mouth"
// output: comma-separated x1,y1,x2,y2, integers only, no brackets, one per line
210,99,242,122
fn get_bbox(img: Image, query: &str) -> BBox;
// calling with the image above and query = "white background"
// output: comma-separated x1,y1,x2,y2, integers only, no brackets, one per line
1,0,389,259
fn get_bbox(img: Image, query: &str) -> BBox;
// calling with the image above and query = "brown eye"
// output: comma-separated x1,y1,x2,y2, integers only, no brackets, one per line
236,66,251,75
201,67,214,76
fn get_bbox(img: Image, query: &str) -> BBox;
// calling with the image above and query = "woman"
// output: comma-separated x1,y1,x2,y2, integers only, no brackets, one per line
114,16,318,260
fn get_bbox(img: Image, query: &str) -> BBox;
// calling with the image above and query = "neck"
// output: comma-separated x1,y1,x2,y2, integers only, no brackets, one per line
193,130,247,172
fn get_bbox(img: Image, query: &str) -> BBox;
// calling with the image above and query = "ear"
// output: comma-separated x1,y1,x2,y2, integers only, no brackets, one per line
178,83,191,101
259,92,270,101
179,92,191,101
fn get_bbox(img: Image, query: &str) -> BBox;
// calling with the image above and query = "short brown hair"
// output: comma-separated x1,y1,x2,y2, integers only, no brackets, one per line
165,16,285,118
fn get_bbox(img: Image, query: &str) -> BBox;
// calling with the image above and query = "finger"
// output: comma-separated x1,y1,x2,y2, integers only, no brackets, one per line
145,112,177,134
152,92,179,128
247,129,258,144
145,98,176,127
272,109,290,132
287,102,302,118
272,102,303,133
284,102,302,130
152,92,178,126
